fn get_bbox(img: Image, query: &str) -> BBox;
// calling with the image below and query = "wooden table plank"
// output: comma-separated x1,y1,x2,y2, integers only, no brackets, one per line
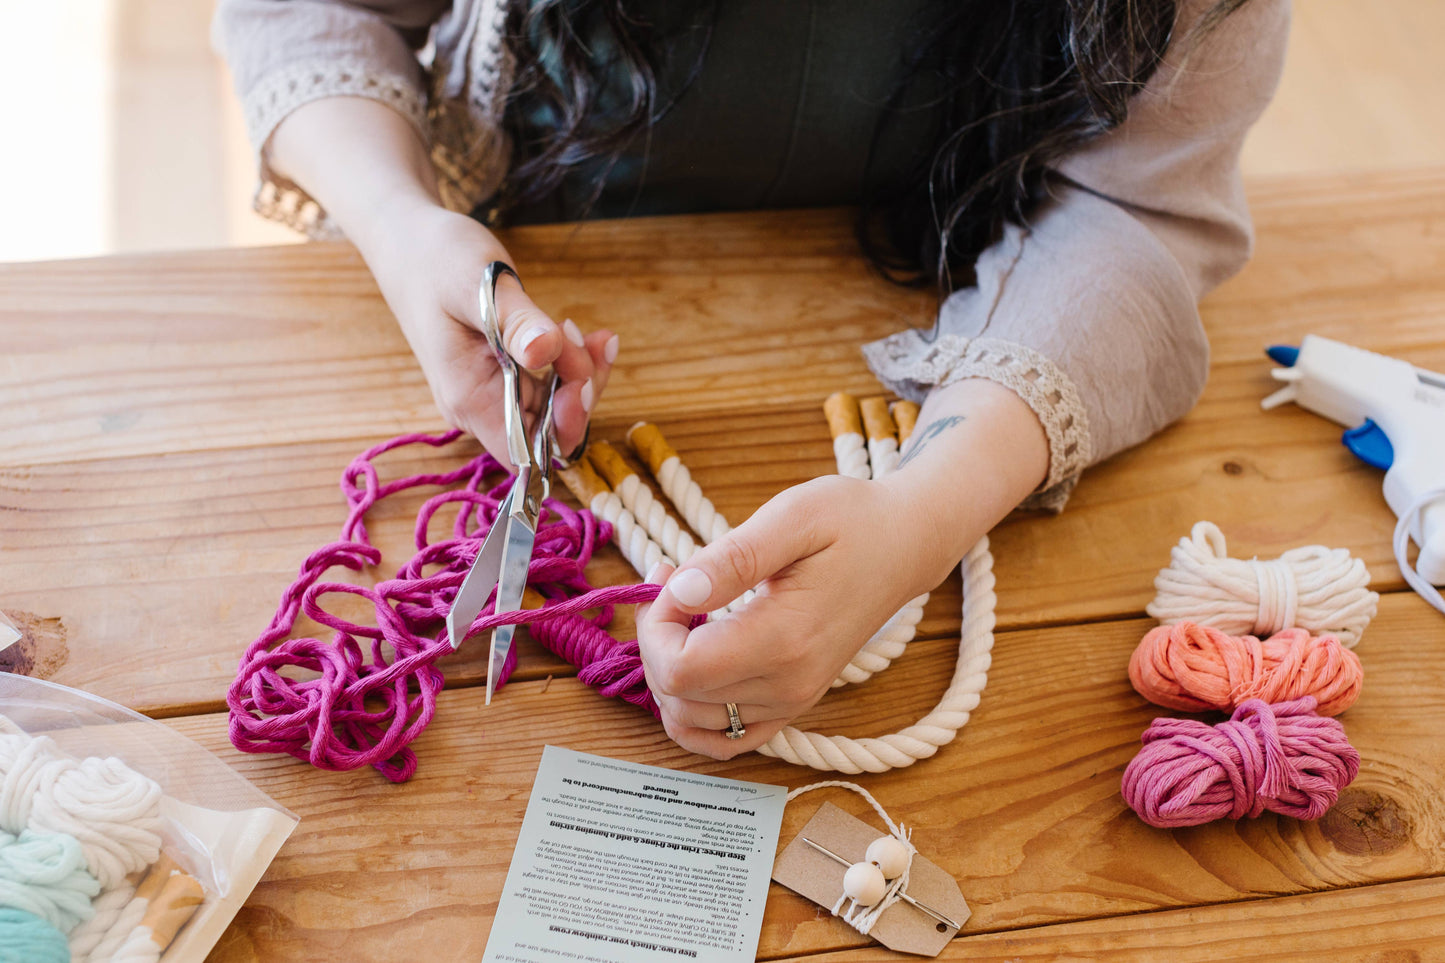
161,591,1442,961
1,355,1410,715
7,170,1445,472
777,875,1445,962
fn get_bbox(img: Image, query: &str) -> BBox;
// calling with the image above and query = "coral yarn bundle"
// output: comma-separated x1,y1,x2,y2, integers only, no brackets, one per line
228,432,667,783
1122,698,1360,828
1129,621,1363,716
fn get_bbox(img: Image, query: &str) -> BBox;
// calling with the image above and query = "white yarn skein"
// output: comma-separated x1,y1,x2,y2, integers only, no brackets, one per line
68,881,135,959
585,492,674,579
29,756,163,892
832,433,871,480
1146,520,1379,648
612,472,698,565
0,732,164,892
761,536,995,773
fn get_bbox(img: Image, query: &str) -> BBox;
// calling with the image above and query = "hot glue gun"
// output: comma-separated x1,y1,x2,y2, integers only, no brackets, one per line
1261,334,1445,614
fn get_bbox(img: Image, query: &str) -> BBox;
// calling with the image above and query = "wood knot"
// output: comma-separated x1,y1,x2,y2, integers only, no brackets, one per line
0,612,69,678
1320,788,1413,856
1222,460,1244,476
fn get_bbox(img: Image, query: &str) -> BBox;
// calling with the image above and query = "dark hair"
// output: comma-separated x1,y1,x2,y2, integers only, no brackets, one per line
499,0,1247,291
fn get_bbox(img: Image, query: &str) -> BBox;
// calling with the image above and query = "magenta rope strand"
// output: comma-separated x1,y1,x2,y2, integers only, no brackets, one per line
228,431,667,782
1121,697,1360,828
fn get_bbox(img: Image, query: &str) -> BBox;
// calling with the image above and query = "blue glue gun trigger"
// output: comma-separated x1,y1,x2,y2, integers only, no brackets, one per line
1266,344,1300,367
1342,419,1395,470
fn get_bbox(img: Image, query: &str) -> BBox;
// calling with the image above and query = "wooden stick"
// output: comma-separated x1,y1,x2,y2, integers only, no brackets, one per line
139,869,205,951
822,394,869,479
890,400,921,444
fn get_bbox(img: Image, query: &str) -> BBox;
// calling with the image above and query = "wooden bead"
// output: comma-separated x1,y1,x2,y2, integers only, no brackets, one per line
842,861,886,906
866,835,910,879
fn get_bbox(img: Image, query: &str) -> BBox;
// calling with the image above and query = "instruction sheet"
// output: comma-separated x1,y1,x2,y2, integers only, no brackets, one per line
483,746,787,963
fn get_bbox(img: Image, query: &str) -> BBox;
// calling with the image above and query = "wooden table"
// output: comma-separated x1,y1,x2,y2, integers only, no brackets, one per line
3,168,1444,961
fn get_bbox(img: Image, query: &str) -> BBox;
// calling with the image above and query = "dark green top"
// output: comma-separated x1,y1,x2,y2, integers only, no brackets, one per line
503,0,938,224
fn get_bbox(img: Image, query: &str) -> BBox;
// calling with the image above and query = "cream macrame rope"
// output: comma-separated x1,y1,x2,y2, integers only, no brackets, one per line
761,536,995,773
832,434,871,480
67,882,133,959
610,471,699,565
1146,520,1378,647
650,454,732,546
583,491,673,579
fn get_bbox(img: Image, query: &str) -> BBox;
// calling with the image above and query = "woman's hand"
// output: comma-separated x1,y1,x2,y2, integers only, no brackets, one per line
365,202,617,461
637,474,953,759
266,96,615,462
636,377,1051,760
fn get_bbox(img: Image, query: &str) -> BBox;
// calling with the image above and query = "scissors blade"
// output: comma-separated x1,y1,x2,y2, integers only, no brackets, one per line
486,489,537,705
446,485,519,651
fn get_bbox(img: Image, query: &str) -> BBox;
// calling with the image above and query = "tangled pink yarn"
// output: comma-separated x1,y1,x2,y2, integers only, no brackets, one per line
228,431,665,782
1121,697,1360,828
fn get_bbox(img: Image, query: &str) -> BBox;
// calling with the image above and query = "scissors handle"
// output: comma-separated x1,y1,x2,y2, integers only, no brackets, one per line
479,261,532,470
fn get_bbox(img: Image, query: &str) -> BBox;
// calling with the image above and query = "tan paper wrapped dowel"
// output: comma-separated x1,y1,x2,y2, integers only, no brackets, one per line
626,422,678,478
858,397,897,443
588,442,697,564
559,447,672,577
134,852,181,904
141,870,205,950
824,393,870,479
584,441,634,490
557,458,611,505
890,401,920,443
823,392,863,440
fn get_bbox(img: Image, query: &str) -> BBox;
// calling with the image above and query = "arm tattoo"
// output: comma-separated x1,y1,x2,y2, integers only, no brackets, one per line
896,415,965,469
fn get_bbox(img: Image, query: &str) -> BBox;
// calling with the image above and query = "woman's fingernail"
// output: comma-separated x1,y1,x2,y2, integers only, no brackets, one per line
563,318,585,347
579,378,595,413
604,334,620,365
517,325,549,356
645,561,664,584
668,569,712,608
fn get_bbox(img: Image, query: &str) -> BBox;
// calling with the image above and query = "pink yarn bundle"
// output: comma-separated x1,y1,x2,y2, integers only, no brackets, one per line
228,431,667,782
1121,697,1360,828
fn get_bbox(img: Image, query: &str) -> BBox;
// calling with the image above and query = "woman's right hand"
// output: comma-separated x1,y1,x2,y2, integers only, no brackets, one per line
363,200,617,462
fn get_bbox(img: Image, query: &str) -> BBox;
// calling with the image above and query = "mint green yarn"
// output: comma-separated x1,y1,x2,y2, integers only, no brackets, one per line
0,830,98,933
0,906,68,963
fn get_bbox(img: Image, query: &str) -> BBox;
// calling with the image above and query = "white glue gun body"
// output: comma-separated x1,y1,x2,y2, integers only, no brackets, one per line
1262,335,1445,606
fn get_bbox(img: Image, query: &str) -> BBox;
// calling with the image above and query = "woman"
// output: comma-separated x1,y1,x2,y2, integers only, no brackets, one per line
214,0,1289,758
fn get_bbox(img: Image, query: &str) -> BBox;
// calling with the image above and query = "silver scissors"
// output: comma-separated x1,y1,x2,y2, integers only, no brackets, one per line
445,261,559,705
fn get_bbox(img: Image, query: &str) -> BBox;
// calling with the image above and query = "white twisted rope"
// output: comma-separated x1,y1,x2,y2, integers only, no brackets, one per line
761,536,995,773
653,456,732,546
832,434,871,480
0,735,162,891
67,881,134,958
611,473,698,565
584,492,673,580
85,891,149,963
865,437,899,479
1146,520,1378,647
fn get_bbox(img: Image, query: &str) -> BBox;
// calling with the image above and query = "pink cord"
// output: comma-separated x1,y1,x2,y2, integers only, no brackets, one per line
228,432,665,782
1121,697,1360,828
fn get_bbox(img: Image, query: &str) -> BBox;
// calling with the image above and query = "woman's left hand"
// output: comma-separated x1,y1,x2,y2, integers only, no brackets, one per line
636,474,954,759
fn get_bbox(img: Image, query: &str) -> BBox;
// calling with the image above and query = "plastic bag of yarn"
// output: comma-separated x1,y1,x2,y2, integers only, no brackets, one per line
0,674,298,963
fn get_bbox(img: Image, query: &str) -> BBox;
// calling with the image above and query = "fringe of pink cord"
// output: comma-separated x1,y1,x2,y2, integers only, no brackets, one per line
1129,621,1364,716
227,431,664,783
1121,697,1360,828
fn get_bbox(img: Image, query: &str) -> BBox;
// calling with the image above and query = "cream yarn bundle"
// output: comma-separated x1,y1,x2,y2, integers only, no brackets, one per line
1146,521,1378,648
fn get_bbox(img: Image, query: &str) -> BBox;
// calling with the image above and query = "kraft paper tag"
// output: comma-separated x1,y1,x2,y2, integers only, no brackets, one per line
772,802,969,957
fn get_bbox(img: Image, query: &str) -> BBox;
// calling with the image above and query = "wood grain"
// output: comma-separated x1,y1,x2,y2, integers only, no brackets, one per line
163,591,1443,961
1,355,1409,715
781,876,1445,961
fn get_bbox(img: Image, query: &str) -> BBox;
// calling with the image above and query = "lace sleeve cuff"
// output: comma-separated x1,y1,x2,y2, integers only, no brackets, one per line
243,61,429,239
862,332,1094,512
